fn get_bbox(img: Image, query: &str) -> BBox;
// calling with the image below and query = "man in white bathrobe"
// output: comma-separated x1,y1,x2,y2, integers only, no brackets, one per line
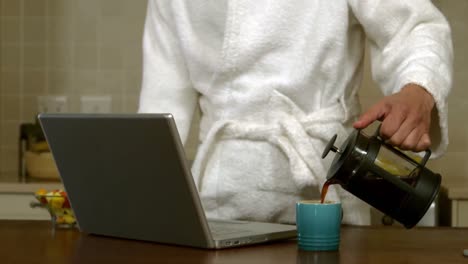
138,0,453,225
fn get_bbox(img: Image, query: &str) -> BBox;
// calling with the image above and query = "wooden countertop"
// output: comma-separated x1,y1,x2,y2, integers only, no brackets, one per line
1,220,467,263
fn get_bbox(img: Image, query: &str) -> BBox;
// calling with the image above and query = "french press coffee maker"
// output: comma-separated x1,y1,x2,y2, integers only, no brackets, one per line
322,125,441,228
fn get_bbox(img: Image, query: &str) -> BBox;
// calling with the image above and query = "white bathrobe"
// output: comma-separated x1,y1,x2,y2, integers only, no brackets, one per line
138,0,453,225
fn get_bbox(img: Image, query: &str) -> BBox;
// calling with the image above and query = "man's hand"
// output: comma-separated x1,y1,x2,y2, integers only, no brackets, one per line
353,84,435,152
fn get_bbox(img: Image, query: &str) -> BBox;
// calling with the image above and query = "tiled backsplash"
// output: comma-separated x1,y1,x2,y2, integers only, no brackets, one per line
0,0,148,181
1,0,467,184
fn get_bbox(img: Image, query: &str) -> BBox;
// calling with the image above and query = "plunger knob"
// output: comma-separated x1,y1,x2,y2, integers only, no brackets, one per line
322,134,342,159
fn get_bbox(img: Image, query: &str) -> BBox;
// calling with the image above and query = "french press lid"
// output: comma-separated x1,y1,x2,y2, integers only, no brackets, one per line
322,129,367,182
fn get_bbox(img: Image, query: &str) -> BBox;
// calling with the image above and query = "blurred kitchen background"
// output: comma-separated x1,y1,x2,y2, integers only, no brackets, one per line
0,0,467,186
0,0,148,182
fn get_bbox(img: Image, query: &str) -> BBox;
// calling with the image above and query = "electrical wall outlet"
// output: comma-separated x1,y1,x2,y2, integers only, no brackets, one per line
37,96,69,113
80,95,112,113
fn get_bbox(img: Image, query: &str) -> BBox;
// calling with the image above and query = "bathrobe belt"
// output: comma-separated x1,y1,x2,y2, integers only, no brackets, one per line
191,90,360,202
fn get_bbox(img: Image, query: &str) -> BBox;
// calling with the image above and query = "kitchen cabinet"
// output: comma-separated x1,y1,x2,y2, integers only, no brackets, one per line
439,181,468,227
0,183,62,220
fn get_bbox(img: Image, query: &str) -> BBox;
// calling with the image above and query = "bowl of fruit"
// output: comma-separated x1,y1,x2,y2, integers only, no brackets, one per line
31,189,77,229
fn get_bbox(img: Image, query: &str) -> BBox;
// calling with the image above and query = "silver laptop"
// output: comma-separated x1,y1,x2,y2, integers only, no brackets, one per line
38,113,296,249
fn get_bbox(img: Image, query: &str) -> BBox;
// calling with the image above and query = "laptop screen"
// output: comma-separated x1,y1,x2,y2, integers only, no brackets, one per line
39,113,214,248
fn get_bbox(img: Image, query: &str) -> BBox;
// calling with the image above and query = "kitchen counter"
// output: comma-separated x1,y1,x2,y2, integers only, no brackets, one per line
442,180,468,199
0,182,63,193
440,180,468,227
1,220,467,263
0,183,63,220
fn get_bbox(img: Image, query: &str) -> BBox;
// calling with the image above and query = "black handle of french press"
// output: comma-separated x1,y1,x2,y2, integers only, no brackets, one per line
419,149,431,167
374,123,432,168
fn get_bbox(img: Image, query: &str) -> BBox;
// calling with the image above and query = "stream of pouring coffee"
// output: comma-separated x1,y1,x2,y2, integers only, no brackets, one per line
320,180,333,204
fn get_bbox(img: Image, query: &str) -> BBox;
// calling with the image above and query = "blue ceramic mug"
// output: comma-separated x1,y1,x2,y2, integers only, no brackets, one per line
296,200,342,251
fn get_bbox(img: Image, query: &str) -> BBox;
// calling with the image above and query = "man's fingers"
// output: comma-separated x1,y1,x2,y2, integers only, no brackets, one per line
353,102,387,129
398,128,423,151
380,108,407,140
354,84,434,153
415,133,431,152
387,117,417,147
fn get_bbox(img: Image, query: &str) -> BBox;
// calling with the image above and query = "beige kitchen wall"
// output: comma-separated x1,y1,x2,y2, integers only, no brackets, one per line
0,0,148,181
0,0,467,184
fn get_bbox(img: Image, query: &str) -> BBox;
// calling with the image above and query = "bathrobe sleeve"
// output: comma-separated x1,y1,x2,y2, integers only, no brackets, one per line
348,0,453,157
138,0,198,145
